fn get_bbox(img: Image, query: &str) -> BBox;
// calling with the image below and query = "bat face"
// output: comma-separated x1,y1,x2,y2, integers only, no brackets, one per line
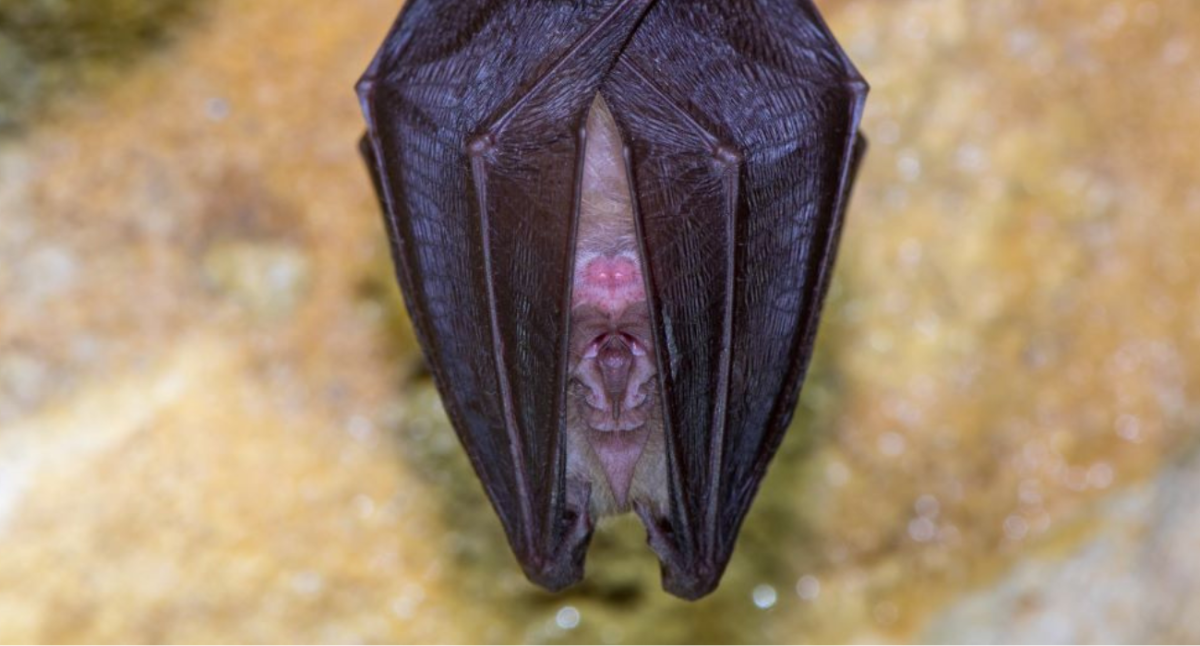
566,97,666,518
358,0,867,600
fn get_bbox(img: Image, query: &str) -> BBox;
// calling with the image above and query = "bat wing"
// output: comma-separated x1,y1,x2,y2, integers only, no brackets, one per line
602,1,868,599
357,0,652,590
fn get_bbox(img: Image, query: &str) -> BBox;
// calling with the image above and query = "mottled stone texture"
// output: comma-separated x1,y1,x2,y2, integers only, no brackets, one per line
1,0,1198,642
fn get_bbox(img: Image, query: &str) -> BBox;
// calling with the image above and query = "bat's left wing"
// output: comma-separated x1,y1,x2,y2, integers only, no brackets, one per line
602,0,868,599
358,0,652,591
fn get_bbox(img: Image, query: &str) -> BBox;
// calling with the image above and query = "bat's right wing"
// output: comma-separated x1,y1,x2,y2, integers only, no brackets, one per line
603,0,868,599
357,0,651,590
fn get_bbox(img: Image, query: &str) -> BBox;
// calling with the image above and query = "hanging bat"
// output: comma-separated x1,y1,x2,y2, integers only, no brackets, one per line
357,0,867,600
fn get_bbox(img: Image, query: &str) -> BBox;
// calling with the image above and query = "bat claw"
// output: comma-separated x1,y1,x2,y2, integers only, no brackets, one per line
466,132,496,157
711,143,742,168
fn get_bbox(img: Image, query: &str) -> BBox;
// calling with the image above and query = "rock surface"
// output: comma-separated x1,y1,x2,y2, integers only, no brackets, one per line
1,0,1198,642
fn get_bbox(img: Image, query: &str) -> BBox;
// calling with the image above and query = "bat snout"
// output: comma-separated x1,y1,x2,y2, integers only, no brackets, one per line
598,334,634,396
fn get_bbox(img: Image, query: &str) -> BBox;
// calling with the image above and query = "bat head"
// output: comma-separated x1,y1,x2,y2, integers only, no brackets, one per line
565,97,668,517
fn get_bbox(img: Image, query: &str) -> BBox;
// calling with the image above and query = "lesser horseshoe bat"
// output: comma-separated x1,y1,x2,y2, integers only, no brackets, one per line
357,0,868,600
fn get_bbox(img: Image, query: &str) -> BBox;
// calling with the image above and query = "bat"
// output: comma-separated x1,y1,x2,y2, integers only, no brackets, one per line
357,0,867,600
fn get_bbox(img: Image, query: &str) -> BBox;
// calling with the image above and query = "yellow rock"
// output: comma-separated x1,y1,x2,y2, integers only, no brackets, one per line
1,0,1199,642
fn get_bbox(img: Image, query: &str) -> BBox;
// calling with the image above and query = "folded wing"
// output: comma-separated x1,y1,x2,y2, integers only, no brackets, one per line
602,0,868,598
358,0,651,590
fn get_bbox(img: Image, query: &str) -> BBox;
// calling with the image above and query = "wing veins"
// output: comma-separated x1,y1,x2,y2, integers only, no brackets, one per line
760,102,867,484
615,59,745,561
616,60,721,151
459,0,659,560
705,160,739,558
471,151,538,550
622,139,695,548
489,0,651,138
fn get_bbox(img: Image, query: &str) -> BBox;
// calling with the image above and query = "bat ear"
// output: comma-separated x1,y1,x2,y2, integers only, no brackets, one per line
637,504,725,600
517,481,595,592
519,555,585,593
663,568,721,601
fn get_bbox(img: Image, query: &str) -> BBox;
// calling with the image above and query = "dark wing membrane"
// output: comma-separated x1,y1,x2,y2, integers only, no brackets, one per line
358,0,650,589
603,0,867,598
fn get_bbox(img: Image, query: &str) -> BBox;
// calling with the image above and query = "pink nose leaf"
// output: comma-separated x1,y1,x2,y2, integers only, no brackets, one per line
585,256,638,290
574,254,645,314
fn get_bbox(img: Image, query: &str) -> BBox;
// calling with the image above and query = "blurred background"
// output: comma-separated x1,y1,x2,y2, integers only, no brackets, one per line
1,0,1198,642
